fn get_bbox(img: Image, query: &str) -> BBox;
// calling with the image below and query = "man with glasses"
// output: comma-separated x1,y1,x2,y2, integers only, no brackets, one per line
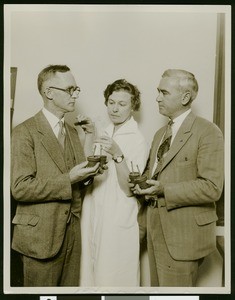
132,69,224,286
11,65,100,286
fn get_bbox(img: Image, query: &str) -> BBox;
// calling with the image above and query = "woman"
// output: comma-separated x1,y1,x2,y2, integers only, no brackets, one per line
80,79,149,286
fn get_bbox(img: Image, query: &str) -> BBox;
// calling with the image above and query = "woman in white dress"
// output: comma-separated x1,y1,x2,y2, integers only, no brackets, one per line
80,79,149,287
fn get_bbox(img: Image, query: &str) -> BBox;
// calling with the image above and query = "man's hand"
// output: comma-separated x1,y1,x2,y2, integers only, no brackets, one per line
69,161,100,184
74,114,95,134
132,179,164,197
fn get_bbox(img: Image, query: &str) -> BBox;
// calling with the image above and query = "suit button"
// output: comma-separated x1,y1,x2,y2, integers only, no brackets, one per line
65,210,69,215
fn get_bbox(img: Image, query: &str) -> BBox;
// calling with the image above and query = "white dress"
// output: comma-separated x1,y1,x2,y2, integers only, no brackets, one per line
80,117,149,287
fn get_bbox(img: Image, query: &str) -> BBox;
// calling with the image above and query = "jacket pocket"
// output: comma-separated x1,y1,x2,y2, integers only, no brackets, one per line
12,214,39,226
195,210,218,226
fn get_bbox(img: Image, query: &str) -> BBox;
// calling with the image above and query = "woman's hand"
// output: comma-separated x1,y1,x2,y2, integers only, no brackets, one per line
74,114,95,134
95,135,122,157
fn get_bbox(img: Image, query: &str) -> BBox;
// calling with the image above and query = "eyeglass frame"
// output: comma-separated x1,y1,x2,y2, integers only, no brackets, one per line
49,86,81,97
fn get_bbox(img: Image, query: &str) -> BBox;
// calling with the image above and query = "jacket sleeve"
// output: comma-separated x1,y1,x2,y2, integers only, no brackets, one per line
164,122,224,210
11,124,72,202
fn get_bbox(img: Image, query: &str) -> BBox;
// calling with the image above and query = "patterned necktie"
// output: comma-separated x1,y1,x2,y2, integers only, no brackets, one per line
157,119,173,162
57,120,65,149
153,119,173,178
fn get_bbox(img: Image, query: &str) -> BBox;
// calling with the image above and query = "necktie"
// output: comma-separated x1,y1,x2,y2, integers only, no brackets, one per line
157,119,173,162
153,119,173,178
57,120,65,149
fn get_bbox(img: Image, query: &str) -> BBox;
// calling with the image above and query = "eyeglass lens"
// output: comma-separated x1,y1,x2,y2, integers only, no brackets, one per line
69,87,80,97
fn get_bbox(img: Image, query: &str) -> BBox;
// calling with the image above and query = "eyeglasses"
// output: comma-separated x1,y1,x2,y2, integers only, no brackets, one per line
49,86,81,98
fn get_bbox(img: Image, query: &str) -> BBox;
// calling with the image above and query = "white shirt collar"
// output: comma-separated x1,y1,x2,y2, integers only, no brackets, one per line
42,107,64,130
105,116,138,137
170,109,191,142
172,109,191,126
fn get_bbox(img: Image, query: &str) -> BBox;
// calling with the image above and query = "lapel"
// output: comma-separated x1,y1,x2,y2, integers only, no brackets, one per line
34,111,67,173
152,112,196,178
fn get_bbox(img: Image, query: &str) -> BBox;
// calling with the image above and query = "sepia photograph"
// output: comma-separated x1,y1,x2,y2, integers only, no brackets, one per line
3,3,231,295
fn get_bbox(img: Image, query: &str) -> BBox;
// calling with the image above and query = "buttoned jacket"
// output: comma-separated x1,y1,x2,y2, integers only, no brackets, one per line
11,111,85,259
145,112,224,260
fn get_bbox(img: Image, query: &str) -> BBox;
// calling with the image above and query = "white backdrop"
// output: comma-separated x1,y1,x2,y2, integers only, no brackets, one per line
9,5,217,145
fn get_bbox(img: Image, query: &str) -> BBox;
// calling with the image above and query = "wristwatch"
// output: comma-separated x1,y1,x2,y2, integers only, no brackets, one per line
112,154,124,163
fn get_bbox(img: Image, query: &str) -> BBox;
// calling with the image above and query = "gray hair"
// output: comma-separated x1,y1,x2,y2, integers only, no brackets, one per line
162,69,199,102
37,65,70,95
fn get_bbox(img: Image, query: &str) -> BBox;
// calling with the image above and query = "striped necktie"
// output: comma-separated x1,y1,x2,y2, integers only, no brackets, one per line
57,120,65,149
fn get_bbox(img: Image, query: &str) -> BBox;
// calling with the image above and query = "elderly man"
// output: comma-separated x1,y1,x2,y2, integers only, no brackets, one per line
11,65,100,286
133,69,224,286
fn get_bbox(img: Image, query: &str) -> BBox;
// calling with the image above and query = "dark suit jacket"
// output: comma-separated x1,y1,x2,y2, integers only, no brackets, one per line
11,111,86,259
145,112,224,260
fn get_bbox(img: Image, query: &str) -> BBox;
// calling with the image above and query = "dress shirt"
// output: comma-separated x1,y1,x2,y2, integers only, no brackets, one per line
170,109,191,145
42,107,65,138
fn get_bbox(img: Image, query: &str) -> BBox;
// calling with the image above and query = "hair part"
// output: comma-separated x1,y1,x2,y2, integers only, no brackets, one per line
104,79,141,111
162,69,199,102
37,65,71,95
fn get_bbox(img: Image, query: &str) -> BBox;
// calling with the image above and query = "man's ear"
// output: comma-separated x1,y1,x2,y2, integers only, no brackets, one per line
181,91,191,106
44,87,53,100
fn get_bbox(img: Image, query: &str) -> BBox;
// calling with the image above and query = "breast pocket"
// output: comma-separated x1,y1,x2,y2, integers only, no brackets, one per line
175,158,197,181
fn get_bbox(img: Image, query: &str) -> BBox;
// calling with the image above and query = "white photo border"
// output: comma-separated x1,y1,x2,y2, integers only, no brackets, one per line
3,3,231,295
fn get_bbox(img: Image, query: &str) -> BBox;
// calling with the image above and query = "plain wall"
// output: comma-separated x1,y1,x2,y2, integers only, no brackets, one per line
9,6,217,146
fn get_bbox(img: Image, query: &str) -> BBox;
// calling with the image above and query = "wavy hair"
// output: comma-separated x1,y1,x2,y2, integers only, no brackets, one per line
104,79,141,111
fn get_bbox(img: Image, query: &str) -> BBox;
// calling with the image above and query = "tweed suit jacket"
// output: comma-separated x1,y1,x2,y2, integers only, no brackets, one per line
146,112,224,261
11,110,86,259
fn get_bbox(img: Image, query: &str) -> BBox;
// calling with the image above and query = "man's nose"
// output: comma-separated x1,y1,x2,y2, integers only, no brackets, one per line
156,94,162,102
71,94,77,100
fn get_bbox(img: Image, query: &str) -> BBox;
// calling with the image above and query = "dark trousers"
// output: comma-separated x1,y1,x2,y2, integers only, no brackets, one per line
22,215,81,286
147,207,200,287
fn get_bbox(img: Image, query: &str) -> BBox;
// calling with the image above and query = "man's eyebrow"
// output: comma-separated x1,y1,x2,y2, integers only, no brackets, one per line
157,88,169,93
66,85,76,89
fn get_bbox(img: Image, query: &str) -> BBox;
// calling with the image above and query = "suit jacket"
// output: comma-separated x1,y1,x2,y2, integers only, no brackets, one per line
145,112,224,260
11,111,86,259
